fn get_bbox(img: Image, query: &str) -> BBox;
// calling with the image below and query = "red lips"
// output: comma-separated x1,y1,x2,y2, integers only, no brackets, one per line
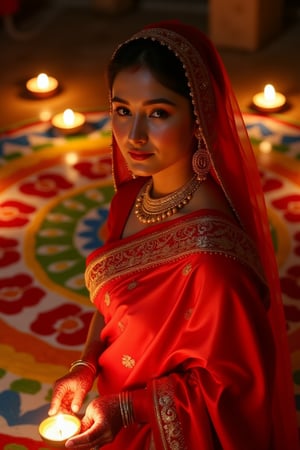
128,151,153,161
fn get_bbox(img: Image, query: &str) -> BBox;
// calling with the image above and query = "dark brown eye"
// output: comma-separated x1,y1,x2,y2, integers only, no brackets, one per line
115,106,131,116
150,109,169,119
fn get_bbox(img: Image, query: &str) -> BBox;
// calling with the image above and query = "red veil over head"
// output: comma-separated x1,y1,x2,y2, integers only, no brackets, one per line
109,20,299,448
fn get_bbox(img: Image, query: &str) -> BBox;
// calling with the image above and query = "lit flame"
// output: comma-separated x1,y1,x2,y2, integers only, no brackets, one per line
65,152,79,165
37,73,50,89
263,84,276,103
56,414,64,438
259,140,272,154
63,109,75,126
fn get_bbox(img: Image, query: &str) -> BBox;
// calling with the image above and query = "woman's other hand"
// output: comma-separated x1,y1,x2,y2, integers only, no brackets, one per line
48,366,95,416
65,395,122,449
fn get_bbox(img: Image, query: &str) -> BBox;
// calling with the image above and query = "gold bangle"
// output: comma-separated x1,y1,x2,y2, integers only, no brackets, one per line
119,391,135,427
69,359,97,376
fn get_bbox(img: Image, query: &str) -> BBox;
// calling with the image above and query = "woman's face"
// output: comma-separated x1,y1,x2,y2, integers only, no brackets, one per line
111,66,196,180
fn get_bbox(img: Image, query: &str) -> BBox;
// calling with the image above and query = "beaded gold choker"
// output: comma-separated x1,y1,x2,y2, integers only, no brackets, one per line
135,174,203,224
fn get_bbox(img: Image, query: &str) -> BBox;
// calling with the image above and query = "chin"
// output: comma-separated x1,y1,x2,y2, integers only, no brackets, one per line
132,174,151,181
131,168,153,178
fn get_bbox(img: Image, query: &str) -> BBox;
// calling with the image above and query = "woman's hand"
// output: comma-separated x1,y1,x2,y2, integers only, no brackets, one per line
65,395,123,449
49,366,95,416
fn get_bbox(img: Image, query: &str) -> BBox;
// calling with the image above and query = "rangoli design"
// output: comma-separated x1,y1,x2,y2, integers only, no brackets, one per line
0,112,299,447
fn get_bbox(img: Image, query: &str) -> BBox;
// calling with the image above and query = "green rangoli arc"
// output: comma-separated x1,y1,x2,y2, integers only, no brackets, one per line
25,181,114,304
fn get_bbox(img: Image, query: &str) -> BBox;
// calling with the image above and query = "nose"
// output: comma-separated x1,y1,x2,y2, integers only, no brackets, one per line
128,114,148,145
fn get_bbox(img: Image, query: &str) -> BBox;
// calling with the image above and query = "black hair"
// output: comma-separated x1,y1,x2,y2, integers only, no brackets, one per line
108,38,191,100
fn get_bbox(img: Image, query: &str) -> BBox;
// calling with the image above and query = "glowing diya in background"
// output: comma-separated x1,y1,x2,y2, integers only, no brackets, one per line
252,84,287,113
39,413,81,447
259,140,272,154
51,108,86,134
26,73,59,98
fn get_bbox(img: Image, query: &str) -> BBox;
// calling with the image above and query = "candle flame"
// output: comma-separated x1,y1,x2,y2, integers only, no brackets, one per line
63,109,75,126
56,413,64,438
259,140,272,154
65,152,79,165
263,84,276,102
40,414,80,442
37,73,50,89
56,414,64,428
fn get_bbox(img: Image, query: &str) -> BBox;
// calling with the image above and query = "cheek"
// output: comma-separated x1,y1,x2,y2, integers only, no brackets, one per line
112,118,123,138
158,119,194,149
112,120,128,149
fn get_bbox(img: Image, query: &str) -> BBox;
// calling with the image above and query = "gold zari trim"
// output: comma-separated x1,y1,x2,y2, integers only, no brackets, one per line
85,215,264,303
153,378,187,450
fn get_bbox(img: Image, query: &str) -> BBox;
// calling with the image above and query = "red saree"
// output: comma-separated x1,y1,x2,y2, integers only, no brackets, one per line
86,180,275,450
85,20,299,450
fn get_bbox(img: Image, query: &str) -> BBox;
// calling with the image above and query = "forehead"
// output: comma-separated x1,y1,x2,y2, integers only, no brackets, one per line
112,66,182,100
113,66,163,87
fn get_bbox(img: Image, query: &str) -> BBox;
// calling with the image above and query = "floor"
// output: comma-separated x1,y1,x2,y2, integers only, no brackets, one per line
0,3,300,445
0,2,300,131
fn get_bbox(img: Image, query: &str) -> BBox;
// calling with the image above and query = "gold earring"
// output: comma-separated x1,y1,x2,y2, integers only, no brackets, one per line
192,137,210,181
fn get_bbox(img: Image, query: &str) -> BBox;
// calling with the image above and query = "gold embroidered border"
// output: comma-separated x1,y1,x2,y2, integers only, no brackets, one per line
152,377,187,450
85,215,264,303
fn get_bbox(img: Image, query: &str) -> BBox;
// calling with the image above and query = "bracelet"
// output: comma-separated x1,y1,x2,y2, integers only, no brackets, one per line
69,359,97,376
119,391,135,427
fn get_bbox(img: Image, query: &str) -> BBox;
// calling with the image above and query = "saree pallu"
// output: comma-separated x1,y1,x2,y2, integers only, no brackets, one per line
85,207,277,450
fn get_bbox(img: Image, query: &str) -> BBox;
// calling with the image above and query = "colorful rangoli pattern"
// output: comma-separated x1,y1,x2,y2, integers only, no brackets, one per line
0,112,299,447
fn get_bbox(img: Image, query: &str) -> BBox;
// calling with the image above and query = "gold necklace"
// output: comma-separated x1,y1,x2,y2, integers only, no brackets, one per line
135,174,202,224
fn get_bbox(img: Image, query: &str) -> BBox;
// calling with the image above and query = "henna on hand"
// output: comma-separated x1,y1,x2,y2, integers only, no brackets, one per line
49,366,96,416
65,395,123,449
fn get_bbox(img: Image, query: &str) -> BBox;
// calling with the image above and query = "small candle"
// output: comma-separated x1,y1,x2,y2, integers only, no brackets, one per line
26,73,59,98
51,108,86,134
259,140,272,154
252,84,286,113
39,413,81,447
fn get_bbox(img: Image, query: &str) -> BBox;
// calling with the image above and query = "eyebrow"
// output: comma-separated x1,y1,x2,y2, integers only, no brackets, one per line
111,96,177,106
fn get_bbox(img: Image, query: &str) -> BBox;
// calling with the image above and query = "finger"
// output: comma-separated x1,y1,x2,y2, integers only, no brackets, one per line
65,423,108,449
48,393,64,415
48,400,61,416
71,389,86,413
48,397,61,416
65,434,110,450
65,429,95,449
48,385,70,415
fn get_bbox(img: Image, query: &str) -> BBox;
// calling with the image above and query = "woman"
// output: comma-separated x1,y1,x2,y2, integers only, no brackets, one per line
48,21,299,449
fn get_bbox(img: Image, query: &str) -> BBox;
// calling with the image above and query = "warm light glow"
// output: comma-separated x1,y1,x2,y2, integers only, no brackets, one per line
63,109,75,126
56,414,64,437
65,152,79,165
259,140,272,154
26,73,59,97
263,84,276,103
37,73,50,89
252,83,286,112
39,413,81,443
39,110,52,121
51,109,85,133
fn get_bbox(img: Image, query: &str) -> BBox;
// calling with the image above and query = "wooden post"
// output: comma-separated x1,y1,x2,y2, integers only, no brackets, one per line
209,0,284,51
